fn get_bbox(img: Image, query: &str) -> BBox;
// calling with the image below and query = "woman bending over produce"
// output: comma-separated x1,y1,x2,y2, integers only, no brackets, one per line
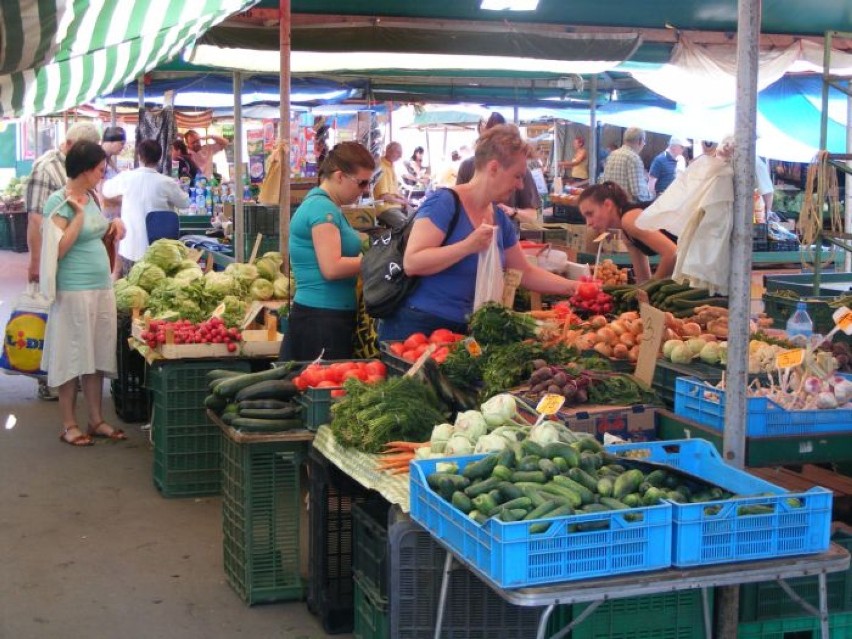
280,142,375,360
378,124,578,341
578,181,677,284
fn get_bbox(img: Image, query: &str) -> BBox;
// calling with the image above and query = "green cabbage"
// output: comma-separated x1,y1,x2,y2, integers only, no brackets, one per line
178,258,200,271
173,267,203,286
221,295,248,328
250,278,274,301
255,256,280,281
144,239,188,274
224,262,259,287
146,279,208,323
127,262,166,292
204,271,237,297
115,284,149,310
273,276,290,299
114,278,131,294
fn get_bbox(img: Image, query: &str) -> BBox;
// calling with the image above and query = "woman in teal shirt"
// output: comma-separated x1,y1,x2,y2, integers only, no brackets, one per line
282,142,376,360
42,141,127,446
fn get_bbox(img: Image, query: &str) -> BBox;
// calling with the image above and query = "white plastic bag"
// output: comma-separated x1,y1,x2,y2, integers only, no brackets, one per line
473,227,504,312
39,196,68,303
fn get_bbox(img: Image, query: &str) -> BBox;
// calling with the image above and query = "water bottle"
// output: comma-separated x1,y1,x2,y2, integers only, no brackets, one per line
785,302,813,346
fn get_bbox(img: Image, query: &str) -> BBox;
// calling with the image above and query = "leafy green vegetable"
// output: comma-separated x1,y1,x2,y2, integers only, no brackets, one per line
273,276,290,299
586,372,661,406
204,271,237,297
255,256,280,281
221,295,248,328
173,266,203,286
144,239,187,274
469,303,536,347
250,278,274,301
127,262,166,292
115,284,149,311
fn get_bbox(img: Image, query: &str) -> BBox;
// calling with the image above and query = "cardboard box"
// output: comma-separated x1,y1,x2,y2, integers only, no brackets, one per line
558,404,659,442
341,204,377,231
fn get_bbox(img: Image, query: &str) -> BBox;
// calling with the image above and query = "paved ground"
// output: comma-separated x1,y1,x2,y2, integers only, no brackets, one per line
0,250,347,639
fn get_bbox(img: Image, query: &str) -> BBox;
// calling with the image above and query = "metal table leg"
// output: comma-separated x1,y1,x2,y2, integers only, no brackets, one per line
701,587,713,639
818,572,829,639
433,551,453,639
535,604,555,639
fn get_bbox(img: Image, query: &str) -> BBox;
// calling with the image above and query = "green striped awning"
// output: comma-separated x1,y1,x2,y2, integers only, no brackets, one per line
0,0,258,118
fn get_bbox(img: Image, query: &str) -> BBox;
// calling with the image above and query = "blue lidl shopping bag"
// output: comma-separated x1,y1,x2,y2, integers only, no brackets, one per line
1,285,49,377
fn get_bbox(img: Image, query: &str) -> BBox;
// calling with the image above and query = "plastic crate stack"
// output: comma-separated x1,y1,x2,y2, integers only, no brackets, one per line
2,211,28,252
351,498,391,639
111,312,150,423
752,222,768,252
221,427,309,605
149,359,251,497
242,204,280,258
0,213,11,249
738,528,852,636
307,447,373,634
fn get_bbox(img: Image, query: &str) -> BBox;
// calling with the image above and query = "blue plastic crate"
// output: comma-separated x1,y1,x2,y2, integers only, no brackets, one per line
409,455,672,589
606,439,832,568
674,376,852,437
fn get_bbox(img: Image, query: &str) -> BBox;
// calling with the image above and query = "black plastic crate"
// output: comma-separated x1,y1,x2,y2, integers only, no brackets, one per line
308,447,373,634
768,238,800,252
549,203,584,224
5,212,28,252
111,312,150,423
0,213,11,249
653,360,724,410
352,497,392,603
752,223,768,252
389,517,541,638
243,204,280,238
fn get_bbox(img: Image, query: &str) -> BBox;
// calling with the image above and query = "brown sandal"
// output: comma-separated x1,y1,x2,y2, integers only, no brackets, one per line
60,426,94,447
87,422,128,441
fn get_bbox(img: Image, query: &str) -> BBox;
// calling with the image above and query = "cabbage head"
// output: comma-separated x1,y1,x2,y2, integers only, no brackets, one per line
127,261,166,292
178,258,200,271
204,271,237,297
221,295,248,328
273,276,290,299
115,285,149,311
224,262,259,288
114,278,131,295
173,267,203,286
255,256,280,281
144,239,188,274
250,278,274,301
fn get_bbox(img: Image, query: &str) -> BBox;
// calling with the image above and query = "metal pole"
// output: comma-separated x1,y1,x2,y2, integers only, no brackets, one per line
718,1,762,635
589,76,598,183
110,104,117,128
278,0,292,265
233,71,245,263
845,80,851,273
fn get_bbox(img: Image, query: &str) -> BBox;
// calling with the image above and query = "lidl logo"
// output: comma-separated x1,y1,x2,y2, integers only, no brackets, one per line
2,312,47,374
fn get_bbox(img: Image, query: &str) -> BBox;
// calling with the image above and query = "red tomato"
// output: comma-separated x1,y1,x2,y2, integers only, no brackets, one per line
429,329,454,344
403,333,428,350
331,389,347,398
365,361,387,377
389,342,406,356
366,374,384,384
316,380,337,388
300,368,322,387
402,350,418,362
342,370,362,381
293,375,309,391
577,281,599,301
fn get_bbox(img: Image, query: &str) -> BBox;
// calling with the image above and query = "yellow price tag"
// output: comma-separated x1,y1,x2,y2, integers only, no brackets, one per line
775,348,805,370
465,338,483,358
833,306,852,335
536,393,565,416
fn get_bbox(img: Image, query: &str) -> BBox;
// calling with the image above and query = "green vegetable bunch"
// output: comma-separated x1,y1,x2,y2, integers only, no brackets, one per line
469,303,537,347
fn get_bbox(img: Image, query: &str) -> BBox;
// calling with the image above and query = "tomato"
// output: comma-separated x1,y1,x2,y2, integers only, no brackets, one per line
331,389,347,398
365,361,387,377
226,342,238,353
300,368,322,387
293,375,308,391
342,369,363,381
389,342,406,356
403,333,428,350
429,328,454,344
316,380,338,388
577,281,599,301
401,350,418,362
366,374,384,384
433,346,450,360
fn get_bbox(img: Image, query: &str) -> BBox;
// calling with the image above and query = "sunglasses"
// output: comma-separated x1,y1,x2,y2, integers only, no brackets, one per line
344,173,371,189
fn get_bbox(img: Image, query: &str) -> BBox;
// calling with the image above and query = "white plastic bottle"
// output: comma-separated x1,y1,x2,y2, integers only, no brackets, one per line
785,301,813,346
552,174,563,195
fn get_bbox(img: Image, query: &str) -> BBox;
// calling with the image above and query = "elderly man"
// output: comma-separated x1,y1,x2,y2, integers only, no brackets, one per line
99,126,127,220
602,127,652,203
649,136,690,197
183,129,229,179
373,141,408,210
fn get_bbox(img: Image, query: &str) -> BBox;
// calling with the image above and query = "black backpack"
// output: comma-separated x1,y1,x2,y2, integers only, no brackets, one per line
361,188,461,319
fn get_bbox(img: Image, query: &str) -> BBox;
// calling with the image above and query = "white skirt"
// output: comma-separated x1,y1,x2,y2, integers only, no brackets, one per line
42,289,117,387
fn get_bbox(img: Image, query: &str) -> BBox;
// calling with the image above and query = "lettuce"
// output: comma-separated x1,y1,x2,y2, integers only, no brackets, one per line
115,285,149,311
127,262,166,292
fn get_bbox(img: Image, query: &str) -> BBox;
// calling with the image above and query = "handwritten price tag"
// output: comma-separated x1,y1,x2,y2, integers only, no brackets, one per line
776,348,805,370
833,306,852,335
536,393,565,416
465,338,483,358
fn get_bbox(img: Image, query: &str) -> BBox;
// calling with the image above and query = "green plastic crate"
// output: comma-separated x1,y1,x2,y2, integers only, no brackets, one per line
242,234,280,260
762,293,850,343
565,590,711,639
0,213,11,249
353,575,389,639
740,530,852,622
653,360,724,409
149,359,251,497
221,431,308,605
738,610,852,639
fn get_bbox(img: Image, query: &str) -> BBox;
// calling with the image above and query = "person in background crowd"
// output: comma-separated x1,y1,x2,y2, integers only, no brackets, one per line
579,181,677,283
558,135,589,184
457,112,541,226
41,141,127,445
648,136,690,198
24,121,101,401
602,127,653,203
99,126,126,220
183,129,229,179
171,139,199,182
102,140,190,276
378,125,578,341
280,142,376,361
373,141,409,210
436,150,463,188
403,146,429,186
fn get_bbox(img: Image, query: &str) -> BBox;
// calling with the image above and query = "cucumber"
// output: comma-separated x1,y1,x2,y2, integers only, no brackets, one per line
552,475,595,505
230,417,303,432
472,493,499,516
238,407,302,420
529,505,575,534
498,508,528,523
464,477,502,499
613,469,644,499
599,497,631,510
517,455,542,472
517,485,547,508
215,366,294,398
737,505,775,516
597,477,614,497
522,501,559,521
497,482,524,502
495,448,515,469
576,438,603,454
462,454,500,481
204,394,227,412
539,482,582,508
234,379,298,403
521,440,546,458
568,468,599,494
645,470,669,487
537,458,558,479
500,496,532,512
491,464,514,482
451,491,473,514
469,510,488,525
511,470,547,484
544,442,579,465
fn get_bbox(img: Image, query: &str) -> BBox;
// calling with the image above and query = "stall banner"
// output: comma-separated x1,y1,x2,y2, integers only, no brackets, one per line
1,286,50,377
247,129,265,184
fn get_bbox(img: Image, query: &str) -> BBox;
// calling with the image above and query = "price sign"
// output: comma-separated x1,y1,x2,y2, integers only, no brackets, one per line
536,393,565,416
211,302,226,318
465,338,483,357
833,306,852,335
593,232,611,244
776,348,805,370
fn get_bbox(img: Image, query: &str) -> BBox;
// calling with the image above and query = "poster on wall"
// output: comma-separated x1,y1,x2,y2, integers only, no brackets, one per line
262,120,276,152
247,128,265,184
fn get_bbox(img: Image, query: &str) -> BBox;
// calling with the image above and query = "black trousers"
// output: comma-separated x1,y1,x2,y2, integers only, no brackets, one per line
279,301,356,361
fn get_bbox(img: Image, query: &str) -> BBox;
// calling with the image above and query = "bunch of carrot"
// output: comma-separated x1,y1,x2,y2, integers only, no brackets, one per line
375,441,429,475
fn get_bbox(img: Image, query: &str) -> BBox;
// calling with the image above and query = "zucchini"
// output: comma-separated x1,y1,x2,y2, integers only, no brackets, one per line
462,454,500,481
221,411,236,425
234,379,298,403
238,407,302,420
206,369,244,382
236,399,293,411
230,417,303,432
214,366,294,398
204,394,227,412
452,491,473,514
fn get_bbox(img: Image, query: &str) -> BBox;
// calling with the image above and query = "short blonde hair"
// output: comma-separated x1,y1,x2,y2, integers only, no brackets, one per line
473,124,531,171
65,122,100,145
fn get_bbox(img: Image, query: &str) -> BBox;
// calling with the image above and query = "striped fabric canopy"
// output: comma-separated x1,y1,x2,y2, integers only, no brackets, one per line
0,0,257,118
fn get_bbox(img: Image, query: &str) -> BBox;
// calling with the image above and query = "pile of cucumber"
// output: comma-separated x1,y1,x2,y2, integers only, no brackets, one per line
425,440,790,533
604,279,729,317
205,366,303,432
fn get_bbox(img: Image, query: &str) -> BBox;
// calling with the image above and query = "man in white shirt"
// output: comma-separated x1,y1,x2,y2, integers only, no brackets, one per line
183,129,229,179
102,140,189,274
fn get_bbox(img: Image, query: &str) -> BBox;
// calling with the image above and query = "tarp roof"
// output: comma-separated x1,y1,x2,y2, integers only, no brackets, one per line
0,0,258,118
